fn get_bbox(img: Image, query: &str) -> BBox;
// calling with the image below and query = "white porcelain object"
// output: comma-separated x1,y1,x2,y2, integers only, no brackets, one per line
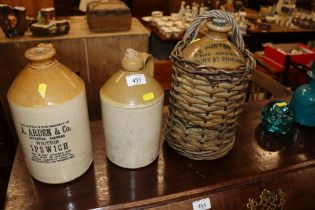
165,22,174,27
162,16,170,22
151,11,163,18
157,20,165,29
163,28,172,38
173,27,182,37
141,16,151,22
266,16,276,23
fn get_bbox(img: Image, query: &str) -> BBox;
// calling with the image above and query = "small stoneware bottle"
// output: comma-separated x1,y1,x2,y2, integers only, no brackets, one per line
7,44,93,184
100,48,164,169
182,18,245,69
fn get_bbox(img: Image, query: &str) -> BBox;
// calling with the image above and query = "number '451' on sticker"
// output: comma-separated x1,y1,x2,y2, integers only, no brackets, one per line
192,198,211,210
126,74,146,87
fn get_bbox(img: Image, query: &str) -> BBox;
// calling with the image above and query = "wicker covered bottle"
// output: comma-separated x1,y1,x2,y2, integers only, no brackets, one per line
166,10,256,160
7,44,93,184
100,49,164,169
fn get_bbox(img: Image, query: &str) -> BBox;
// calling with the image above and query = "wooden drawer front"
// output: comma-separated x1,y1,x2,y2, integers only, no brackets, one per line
146,166,315,210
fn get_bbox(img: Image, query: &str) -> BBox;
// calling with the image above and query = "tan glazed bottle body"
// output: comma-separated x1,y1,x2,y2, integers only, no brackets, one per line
7,44,93,184
182,19,245,69
100,49,164,169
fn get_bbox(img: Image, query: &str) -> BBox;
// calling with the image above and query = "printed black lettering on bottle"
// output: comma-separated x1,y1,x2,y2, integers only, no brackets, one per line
23,120,76,164
182,19,245,69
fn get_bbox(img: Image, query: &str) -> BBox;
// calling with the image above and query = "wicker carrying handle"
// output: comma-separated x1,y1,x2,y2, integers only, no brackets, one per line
183,10,245,53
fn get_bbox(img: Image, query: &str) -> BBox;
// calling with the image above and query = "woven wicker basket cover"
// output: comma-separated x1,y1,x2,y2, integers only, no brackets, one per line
165,10,256,160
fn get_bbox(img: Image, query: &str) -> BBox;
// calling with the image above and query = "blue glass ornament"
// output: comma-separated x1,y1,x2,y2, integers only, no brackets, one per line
291,62,315,127
261,100,295,135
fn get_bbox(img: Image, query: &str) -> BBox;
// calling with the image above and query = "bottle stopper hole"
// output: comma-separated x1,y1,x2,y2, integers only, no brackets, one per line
32,48,49,55
25,45,56,62
212,19,227,27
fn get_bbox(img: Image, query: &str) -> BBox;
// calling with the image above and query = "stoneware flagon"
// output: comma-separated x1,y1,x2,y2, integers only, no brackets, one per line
7,43,93,184
100,49,164,169
165,10,256,160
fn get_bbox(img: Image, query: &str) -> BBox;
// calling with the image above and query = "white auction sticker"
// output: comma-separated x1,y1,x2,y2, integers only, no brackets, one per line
126,74,146,87
192,198,211,210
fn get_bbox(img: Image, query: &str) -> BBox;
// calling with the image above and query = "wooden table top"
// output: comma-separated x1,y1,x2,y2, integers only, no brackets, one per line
0,17,150,43
5,99,315,209
248,24,315,34
149,19,315,43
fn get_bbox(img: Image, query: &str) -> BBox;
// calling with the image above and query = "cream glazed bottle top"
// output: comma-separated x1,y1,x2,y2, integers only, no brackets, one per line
182,18,245,69
8,43,93,184
8,43,85,107
100,48,164,108
100,49,164,169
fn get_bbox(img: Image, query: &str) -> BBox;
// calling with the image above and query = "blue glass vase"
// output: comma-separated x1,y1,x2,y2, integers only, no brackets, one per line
291,62,315,127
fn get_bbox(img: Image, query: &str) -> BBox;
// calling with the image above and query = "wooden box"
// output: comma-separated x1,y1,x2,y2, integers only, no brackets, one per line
87,0,131,32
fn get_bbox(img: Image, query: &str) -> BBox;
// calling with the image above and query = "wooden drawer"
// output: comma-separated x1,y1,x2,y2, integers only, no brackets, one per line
147,165,315,210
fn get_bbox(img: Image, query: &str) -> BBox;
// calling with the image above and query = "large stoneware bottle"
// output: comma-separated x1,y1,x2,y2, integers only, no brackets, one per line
166,11,255,160
7,44,93,184
100,48,164,169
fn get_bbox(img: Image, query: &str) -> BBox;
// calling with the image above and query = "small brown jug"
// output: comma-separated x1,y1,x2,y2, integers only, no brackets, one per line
7,44,93,184
100,48,164,169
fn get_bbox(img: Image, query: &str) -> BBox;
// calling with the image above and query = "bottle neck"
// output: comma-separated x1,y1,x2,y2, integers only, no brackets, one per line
29,58,56,69
205,30,228,41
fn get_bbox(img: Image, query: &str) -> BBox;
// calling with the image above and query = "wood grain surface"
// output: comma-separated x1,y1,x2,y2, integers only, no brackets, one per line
5,98,315,210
